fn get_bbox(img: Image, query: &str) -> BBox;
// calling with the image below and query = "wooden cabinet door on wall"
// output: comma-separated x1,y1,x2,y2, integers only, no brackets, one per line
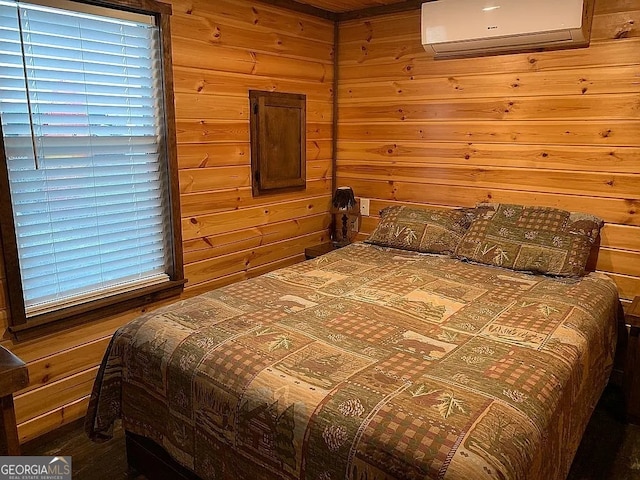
249,90,306,196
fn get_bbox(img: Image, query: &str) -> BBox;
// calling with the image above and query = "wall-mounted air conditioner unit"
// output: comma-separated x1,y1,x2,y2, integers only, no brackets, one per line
421,0,593,59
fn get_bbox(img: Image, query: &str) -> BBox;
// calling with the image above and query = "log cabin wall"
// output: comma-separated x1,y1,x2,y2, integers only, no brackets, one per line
0,0,637,447
0,0,334,443
336,0,640,301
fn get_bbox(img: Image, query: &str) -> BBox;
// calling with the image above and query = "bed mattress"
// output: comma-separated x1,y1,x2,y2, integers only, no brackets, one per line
86,242,619,480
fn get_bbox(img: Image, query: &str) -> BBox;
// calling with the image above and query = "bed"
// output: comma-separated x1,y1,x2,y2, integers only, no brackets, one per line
86,203,621,480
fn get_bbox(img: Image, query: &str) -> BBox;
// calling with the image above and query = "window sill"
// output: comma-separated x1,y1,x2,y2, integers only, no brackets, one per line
8,279,186,341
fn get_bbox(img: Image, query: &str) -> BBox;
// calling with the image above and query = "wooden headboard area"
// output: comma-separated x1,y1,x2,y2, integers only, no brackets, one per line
335,0,640,302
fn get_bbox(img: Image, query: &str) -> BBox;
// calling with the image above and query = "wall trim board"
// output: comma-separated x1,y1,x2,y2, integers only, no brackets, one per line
256,0,428,22
255,0,337,21
337,0,424,21
331,20,339,196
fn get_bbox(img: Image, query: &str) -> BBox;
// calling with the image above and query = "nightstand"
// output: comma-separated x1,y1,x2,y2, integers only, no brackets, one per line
0,345,29,454
625,296,640,423
305,243,337,260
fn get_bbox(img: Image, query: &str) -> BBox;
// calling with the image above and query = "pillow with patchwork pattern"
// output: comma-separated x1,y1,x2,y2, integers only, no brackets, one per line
454,203,603,276
365,205,474,255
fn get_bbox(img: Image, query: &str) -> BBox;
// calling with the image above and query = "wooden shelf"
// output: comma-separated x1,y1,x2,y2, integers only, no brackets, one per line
305,242,337,259
0,346,29,455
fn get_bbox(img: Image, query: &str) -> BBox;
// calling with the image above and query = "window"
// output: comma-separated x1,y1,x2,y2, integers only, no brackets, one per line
0,0,183,337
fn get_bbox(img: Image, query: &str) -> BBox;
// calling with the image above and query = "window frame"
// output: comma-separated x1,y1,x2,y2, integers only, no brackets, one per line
0,0,184,339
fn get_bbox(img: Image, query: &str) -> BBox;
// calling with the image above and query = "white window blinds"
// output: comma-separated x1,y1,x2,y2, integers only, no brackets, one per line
0,0,172,316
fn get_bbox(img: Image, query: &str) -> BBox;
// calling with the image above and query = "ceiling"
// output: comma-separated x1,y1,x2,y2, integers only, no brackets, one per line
262,0,424,20
294,0,412,13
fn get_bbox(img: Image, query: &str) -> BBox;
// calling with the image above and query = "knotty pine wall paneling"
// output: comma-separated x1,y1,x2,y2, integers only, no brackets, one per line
336,0,640,300
0,0,334,443
171,0,334,294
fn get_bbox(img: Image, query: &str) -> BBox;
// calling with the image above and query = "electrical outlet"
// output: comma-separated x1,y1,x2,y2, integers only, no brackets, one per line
360,198,370,216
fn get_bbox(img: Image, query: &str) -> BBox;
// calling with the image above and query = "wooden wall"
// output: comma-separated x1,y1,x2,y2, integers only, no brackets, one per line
1,0,638,446
0,0,334,444
336,0,640,301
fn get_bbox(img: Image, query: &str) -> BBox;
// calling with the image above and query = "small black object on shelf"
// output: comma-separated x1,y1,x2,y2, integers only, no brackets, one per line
332,186,357,247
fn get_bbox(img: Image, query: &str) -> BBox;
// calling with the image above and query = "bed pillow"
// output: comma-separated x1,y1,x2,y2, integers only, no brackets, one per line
364,205,473,254
454,203,603,276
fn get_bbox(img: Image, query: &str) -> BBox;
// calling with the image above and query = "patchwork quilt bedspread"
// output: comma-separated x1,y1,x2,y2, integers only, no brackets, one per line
86,243,619,480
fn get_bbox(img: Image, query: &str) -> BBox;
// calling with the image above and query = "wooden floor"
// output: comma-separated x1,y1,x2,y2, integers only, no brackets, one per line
21,385,640,480
23,420,144,480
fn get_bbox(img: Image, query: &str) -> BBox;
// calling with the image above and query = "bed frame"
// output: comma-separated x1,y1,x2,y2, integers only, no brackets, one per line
622,297,640,424
125,431,199,480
